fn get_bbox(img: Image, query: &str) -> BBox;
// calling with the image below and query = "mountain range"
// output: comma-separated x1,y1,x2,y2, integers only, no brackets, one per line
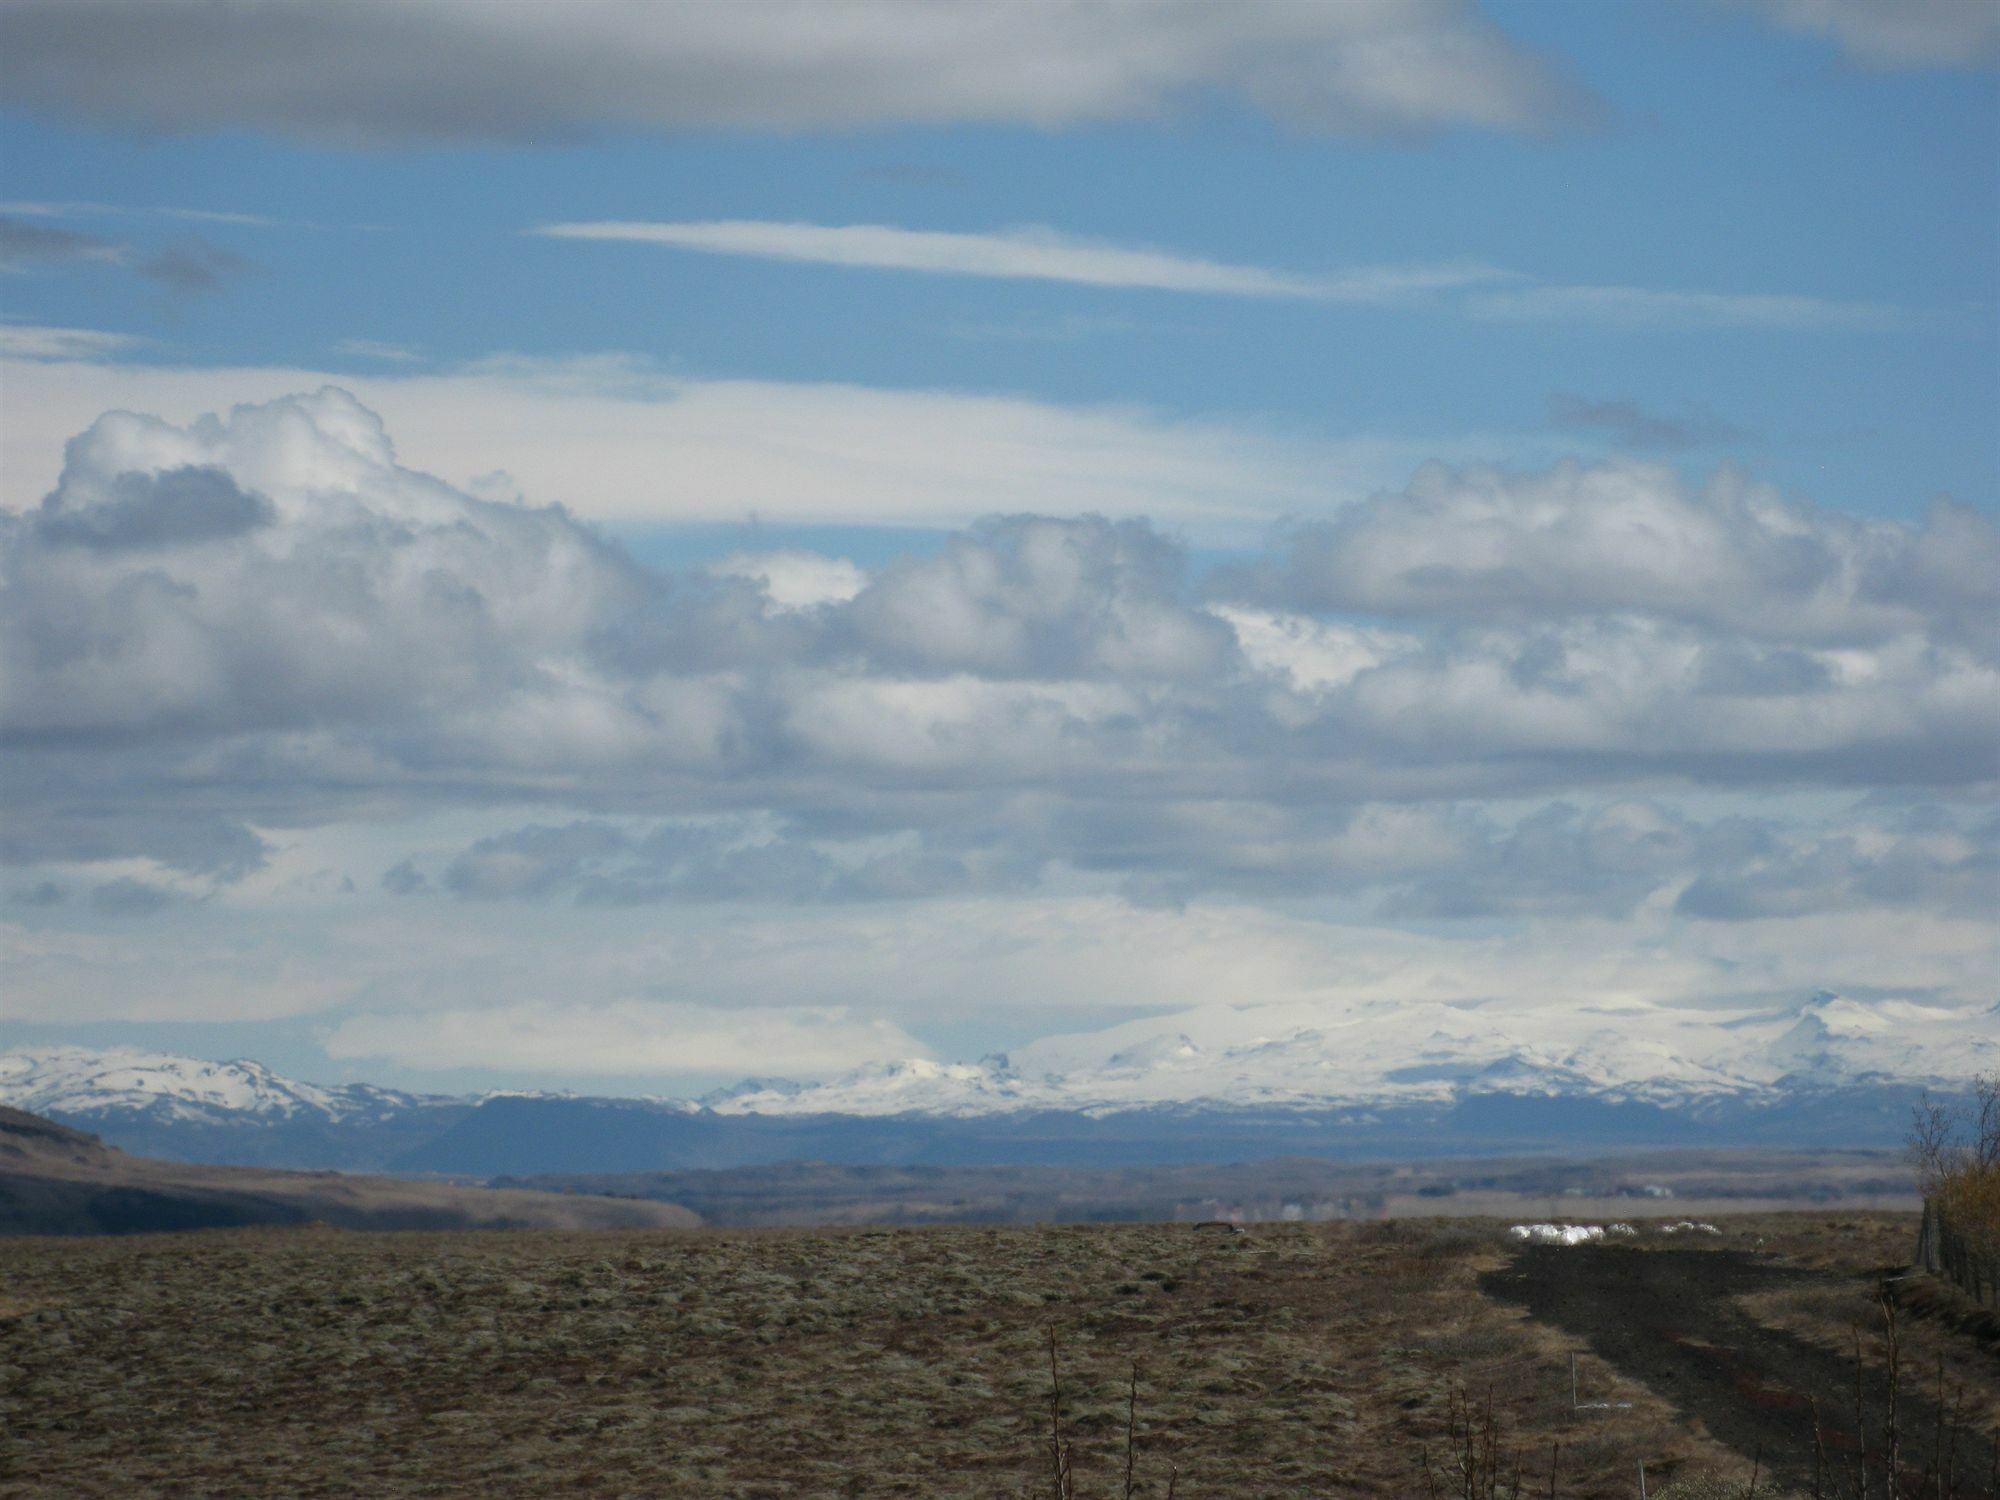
4,990,1992,1176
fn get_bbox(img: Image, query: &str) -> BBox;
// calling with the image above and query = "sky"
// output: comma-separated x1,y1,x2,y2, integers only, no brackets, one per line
0,0,1995,1097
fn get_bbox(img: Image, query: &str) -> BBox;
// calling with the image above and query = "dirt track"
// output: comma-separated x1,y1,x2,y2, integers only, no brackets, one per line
1483,1246,1997,1498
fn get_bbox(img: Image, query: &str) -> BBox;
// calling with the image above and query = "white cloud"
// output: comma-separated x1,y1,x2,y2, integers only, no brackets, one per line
532,219,1507,302
1234,457,1999,650
0,323,145,360
1,383,1991,1076
1738,0,1999,69
12,875,1991,1072
709,550,867,610
4,390,1990,824
534,220,1905,330
0,199,275,228
0,0,1596,145
322,1000,931,1079
0,352,1372,539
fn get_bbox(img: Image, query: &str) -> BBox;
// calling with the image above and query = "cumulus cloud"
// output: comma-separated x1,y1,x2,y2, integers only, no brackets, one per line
32,464,274,551
0,0,1596,145
1,387,654,746
1737,0,2000,69
841,516,1234,681
3,388,1992,916
1227,458,2000,650
321,999,932,1079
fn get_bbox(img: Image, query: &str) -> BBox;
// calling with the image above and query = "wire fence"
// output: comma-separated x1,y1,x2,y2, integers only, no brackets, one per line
1915,1197,1999,1309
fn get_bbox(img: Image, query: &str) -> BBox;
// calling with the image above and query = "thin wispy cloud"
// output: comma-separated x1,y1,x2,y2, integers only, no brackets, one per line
0,199,275,228
1736,0,2000,70
0,215,125,272
334,338,422,363
1471,282,1904,332
136,238,254,296
535,218,1902,331
532,219,1483,302
0,323,146,360
0,212,256,298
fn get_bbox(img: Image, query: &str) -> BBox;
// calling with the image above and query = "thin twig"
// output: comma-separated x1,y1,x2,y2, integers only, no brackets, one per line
1123,1360,1138,1500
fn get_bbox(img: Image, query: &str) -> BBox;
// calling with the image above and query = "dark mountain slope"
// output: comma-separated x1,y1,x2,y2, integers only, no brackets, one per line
0,1105,699,1236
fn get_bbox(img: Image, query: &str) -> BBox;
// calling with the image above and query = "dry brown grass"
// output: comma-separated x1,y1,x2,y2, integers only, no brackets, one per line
0,1216,1810,1498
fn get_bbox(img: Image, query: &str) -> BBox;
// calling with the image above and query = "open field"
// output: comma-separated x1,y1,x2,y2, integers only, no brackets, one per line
5,1211,1996,1498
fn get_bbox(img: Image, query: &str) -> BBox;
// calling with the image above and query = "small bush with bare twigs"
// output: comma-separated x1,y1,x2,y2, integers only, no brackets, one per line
1909,1074,2000,1305
1030,1326,1176,1500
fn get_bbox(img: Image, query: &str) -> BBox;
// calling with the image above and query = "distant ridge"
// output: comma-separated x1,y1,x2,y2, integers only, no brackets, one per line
0,1102,699,1236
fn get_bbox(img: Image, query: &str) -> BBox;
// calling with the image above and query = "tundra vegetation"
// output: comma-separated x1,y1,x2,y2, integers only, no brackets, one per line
5,1212,1997,1498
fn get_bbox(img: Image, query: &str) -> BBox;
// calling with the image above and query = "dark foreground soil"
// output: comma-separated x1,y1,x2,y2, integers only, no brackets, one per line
1484,1246,1999,1498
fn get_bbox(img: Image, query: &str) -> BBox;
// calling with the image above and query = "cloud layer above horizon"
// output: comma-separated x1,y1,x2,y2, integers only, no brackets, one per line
0,0,1991,1090
3,389,1992,1076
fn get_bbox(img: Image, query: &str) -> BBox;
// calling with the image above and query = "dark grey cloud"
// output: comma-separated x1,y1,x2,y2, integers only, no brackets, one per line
1377,802,1693,920
0,800,268,880
135,237,254,295
0,214,118,269
11,881,66,907
1547,393,1750,451
0,0,1596,146
443,821,629,901
429,817,1039,908
379,858,427,896
0,212,254,296
1676,815,1999,921
34,465,273,551
89,877,178,916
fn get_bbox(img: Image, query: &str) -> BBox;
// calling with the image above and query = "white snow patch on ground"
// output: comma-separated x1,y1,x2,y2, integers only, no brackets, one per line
1508,1223,1606,1246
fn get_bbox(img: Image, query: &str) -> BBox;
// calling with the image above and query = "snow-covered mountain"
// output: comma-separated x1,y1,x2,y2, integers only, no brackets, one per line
4,990,1991,1172
705,991,2000,1119
0,1045,442,1127
0,1046,484,1169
